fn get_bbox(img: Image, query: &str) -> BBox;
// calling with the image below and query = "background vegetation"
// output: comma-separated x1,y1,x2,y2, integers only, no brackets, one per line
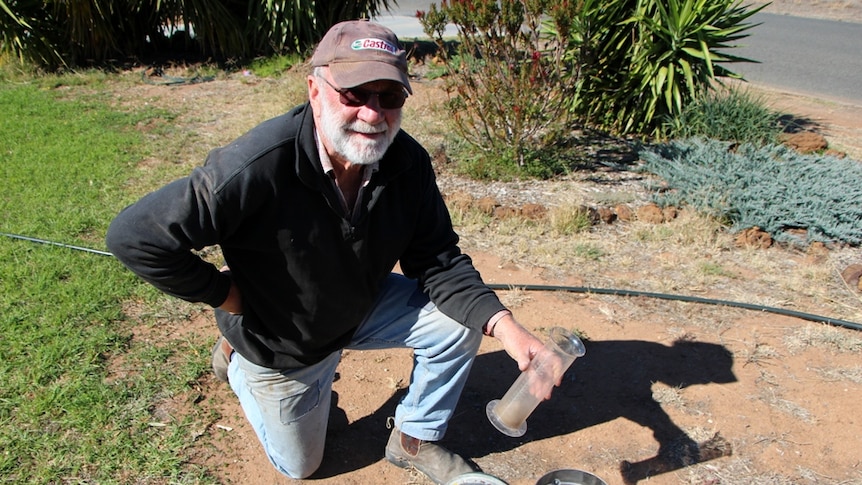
419,0,579,175
641,139,862,246
662,86,781,145
571,0,765,135
417,0,766,178
0,0,393,69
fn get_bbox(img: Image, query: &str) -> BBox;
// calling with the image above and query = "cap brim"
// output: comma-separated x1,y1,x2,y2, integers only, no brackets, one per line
329,62,413,95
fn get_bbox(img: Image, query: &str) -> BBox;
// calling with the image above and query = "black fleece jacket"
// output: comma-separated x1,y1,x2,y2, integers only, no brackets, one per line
106,102,505,368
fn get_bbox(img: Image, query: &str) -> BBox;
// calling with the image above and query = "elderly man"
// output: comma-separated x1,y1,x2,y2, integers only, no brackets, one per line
106,19,544,484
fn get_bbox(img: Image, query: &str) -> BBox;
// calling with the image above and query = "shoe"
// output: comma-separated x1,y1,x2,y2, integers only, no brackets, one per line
385,426,476,485
211,336,233,382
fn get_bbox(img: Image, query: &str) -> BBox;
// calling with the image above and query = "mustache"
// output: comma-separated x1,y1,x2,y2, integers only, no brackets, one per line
346,121,388,134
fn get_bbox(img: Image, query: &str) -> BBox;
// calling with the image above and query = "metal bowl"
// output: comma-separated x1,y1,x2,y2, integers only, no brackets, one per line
535,469,608,485
446,472,510,485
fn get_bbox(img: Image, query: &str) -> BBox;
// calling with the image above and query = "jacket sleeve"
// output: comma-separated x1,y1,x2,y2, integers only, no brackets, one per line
105,169,233,307
399,152,506,331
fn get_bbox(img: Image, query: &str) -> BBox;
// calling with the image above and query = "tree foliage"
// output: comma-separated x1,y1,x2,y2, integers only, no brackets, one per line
0,0,394,70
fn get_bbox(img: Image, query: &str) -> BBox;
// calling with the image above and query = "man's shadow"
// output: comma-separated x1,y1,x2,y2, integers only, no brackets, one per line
451,338,737,484
313,338,736,484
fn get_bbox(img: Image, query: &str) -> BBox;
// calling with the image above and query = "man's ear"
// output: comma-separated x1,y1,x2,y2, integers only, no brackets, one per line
308,75,323,111
307,75,319,99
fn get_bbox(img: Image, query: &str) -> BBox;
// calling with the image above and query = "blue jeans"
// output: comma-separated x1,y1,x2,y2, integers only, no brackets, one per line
226,273,483,479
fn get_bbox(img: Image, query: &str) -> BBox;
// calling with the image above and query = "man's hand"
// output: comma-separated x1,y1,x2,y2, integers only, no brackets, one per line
491,314,545,372
218,265,243,314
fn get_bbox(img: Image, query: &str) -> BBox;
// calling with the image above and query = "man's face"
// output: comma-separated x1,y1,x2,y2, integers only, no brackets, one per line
309,68,404,166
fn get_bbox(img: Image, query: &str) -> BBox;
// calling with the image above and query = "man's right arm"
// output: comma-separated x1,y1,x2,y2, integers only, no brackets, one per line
105,176,232,308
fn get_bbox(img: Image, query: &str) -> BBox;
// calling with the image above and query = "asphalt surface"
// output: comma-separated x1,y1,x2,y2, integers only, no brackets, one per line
373,5,862,106
733,12,862,105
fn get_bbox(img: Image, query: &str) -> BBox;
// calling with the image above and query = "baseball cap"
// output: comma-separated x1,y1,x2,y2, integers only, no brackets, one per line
311,20,412,94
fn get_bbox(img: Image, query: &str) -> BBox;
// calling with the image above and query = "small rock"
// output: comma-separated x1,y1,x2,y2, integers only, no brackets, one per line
444,191,474,212
824,149,846,159
840,264,862,292
615,204,635,222
662,206,678,222
582,205,601,225
805,241,829,264
493,206,520,219
637,203,665,224
735,226,772,249
597,207,616,224
476,196,499,215
780,131,828,153
520,203,547,220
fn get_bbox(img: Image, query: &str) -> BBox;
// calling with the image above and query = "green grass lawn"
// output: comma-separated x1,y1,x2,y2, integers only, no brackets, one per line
0,80,216,483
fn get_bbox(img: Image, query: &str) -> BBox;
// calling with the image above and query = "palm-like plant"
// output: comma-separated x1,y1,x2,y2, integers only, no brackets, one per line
244,0,395,56
0,0,394,70
1,0,66,67
572,0,765,136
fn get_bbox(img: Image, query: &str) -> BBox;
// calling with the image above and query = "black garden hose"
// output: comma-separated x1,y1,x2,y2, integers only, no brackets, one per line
488,284,862,332
1,232,114,256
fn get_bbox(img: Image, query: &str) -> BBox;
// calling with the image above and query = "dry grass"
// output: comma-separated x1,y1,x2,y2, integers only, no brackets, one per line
453,195,862,332
756,387,815,423
811,365,862,383
110,63,862,374
784,323,862,353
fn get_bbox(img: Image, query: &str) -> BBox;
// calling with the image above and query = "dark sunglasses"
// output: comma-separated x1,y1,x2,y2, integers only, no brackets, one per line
321,77,408,110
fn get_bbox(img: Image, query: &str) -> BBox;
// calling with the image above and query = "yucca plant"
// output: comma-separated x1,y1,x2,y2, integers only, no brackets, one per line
154,0,245,59
244,0,395,57
0,0,394,70
571,0,765,136
1,0,66,68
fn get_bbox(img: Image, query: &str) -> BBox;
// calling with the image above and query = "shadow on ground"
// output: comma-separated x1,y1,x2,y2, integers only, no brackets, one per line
312,338,736,483
778,113,820,134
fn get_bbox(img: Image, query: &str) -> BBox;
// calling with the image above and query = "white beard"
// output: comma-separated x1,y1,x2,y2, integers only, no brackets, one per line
317,94,401,166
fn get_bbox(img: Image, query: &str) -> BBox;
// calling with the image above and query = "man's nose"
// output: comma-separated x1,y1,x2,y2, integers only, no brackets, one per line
357,94,386,123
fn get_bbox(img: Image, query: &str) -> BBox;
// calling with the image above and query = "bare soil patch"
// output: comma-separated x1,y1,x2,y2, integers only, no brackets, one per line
112,4,862,484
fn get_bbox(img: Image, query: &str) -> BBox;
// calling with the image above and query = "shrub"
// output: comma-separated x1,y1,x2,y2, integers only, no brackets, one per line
418,0,579,173
640,138,862,246
0,0,394,69
662,85,782,145
569,0,765,136
418,0,765,179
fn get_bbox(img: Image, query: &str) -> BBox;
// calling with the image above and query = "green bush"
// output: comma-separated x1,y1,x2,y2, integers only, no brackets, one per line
662,86,782,144
419,0,579,173
640,138,862,246
418,0,765,179
0,0,393,70
569,0,764,136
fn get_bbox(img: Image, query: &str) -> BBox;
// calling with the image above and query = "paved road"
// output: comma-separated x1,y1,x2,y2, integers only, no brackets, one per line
733,12,862,106
374,5,862,106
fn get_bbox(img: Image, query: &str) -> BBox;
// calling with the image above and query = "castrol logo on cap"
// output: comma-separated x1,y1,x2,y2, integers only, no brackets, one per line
351,38,398,55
